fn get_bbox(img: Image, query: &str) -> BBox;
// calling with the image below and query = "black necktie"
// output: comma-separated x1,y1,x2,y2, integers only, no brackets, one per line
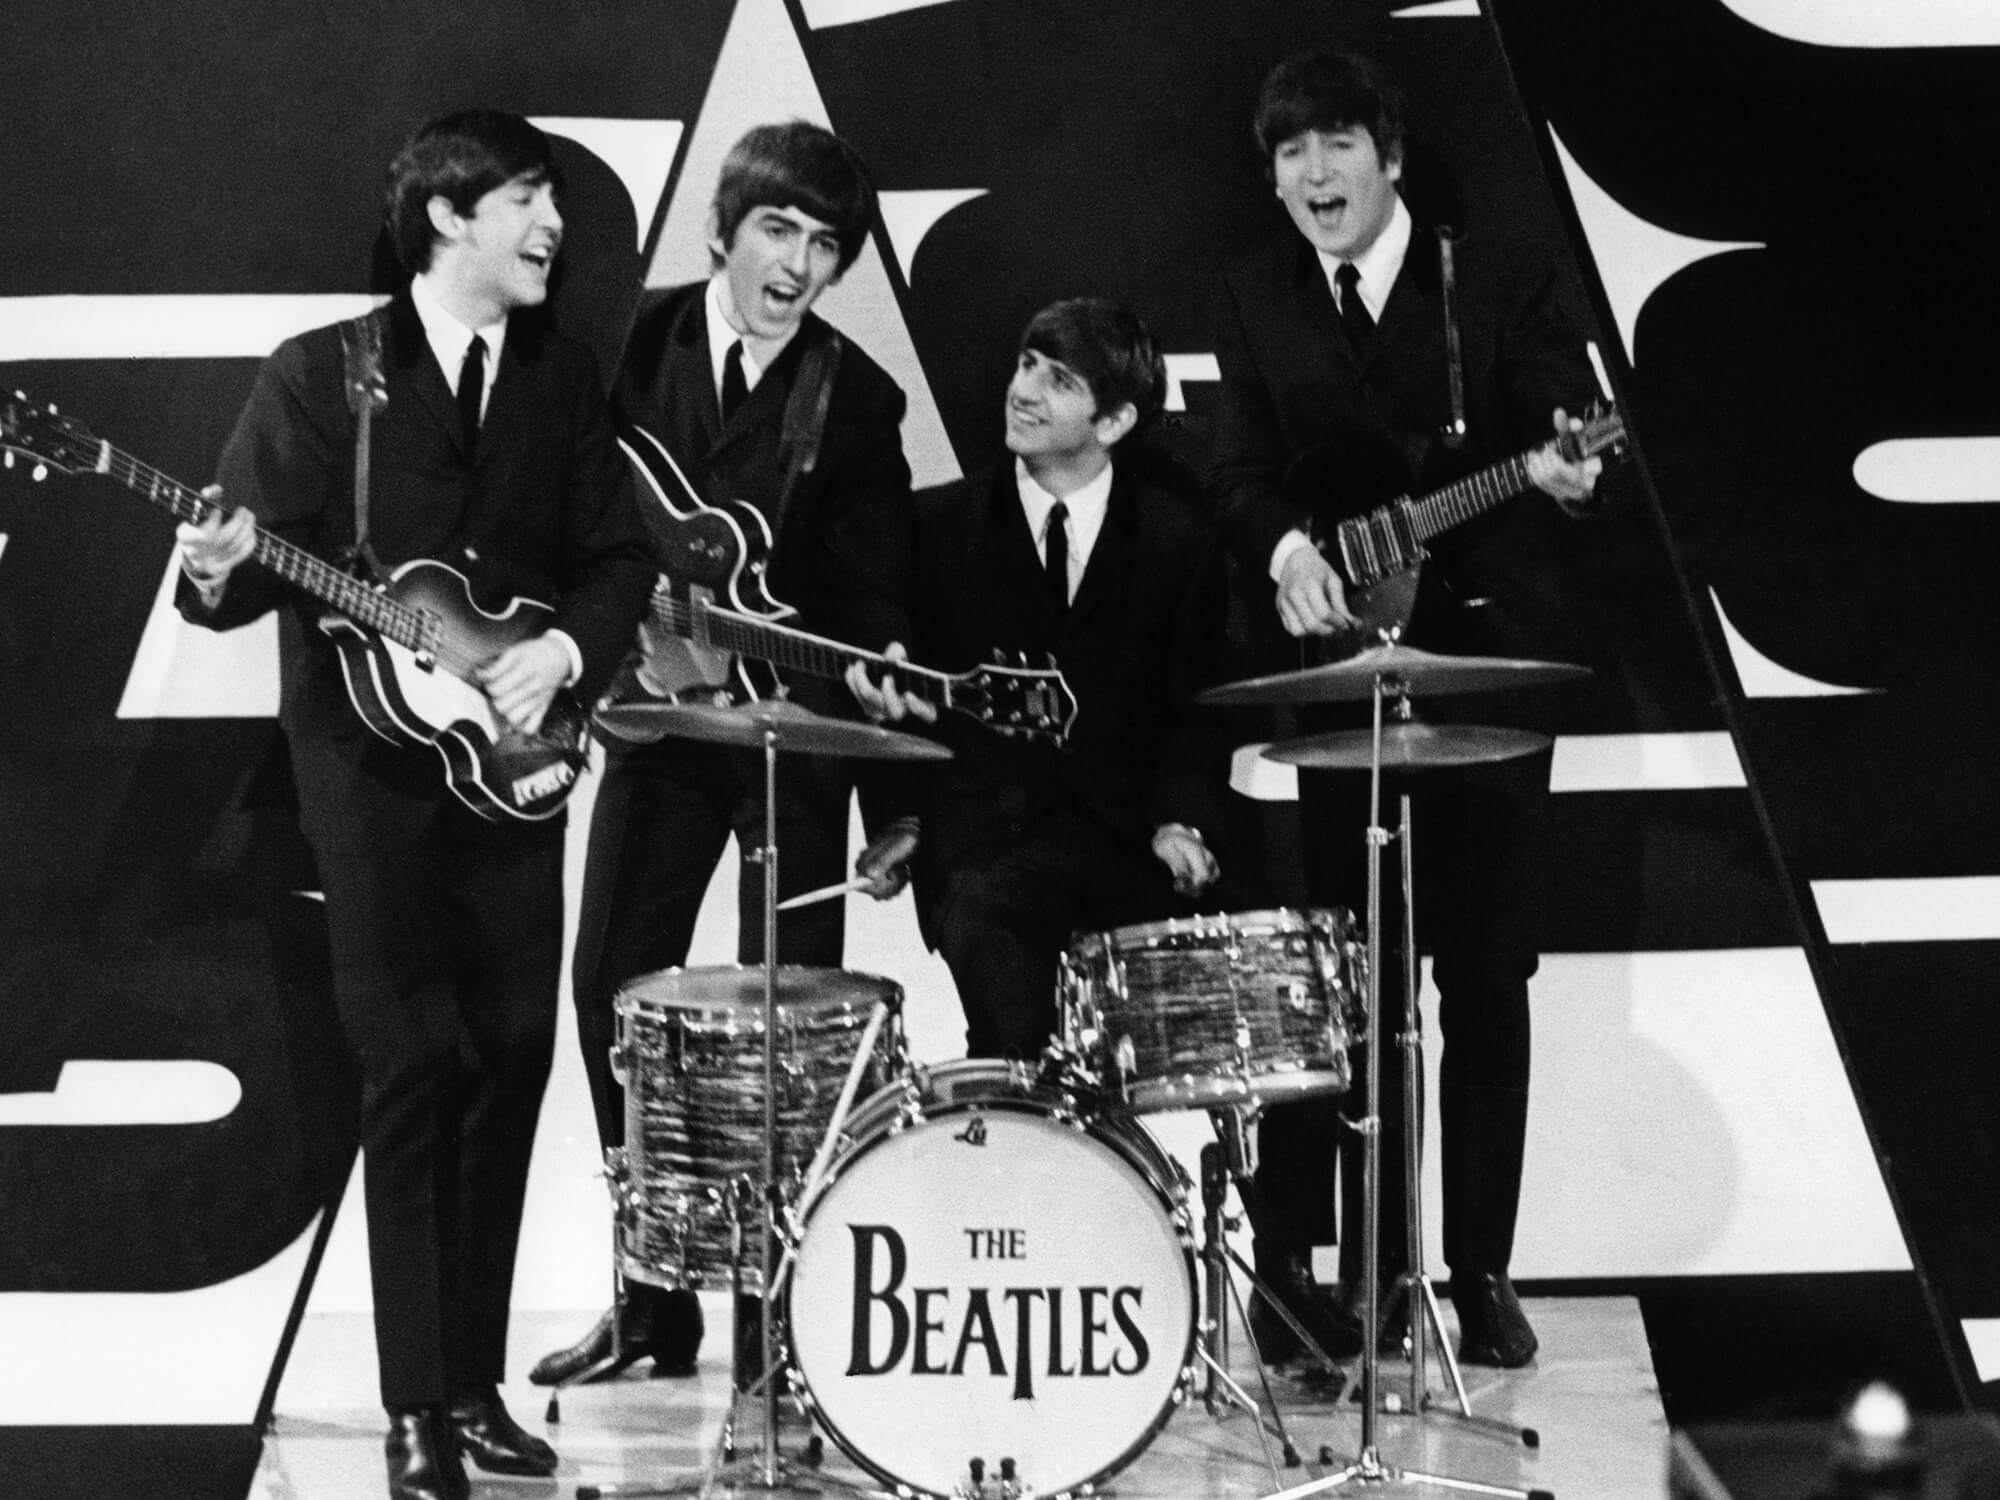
1044,500,1069,615
720,339,748,423
457,334,486,454
1335,261,1375,344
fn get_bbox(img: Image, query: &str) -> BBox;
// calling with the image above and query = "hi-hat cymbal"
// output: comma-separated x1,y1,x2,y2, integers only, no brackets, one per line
1199,642,1589,707
595,699,952,761
1264,721,1552,773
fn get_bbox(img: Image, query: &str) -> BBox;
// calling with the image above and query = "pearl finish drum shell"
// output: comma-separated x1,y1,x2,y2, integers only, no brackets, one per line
1062,907,1365,1113
611,965,901,1294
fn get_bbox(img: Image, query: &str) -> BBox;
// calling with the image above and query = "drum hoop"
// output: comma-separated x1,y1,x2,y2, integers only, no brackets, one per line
784,1088,1198,1499
1080,906,1353,951
615,963,905,1018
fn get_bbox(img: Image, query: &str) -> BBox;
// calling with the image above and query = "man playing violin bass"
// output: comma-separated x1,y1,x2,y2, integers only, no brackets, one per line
177,111,654,1500
848,297,1226,1061
531,120,914,1387
1207,50,1603,1370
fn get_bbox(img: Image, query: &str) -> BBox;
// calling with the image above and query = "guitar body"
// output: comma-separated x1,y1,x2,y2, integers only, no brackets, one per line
1283,428,1442,643
1,390,594,820
607,427,794,735
321,559,589,821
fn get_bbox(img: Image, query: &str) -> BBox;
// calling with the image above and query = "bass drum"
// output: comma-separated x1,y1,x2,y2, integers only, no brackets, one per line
787,1059,1197,1500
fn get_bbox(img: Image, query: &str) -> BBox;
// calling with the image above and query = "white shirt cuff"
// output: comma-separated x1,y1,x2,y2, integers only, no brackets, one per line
1269,529,1314,583
546,629,584,687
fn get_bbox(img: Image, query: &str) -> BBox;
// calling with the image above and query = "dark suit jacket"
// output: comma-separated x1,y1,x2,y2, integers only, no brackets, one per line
900,463,1228,884
614,281,912,661
181,292,655,846
1208,223,1597,659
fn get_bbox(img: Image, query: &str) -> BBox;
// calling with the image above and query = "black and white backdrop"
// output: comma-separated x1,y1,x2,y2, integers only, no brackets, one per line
3,0,1997,1485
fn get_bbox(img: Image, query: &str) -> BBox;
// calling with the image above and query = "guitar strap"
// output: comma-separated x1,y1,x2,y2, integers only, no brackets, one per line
1437,227,1468,452
339,313,390,582
767,329,842,546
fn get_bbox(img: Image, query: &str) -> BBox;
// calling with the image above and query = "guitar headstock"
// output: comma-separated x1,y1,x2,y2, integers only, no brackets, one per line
1,391,107,479
1557,402,1626,464
956,652,1078,747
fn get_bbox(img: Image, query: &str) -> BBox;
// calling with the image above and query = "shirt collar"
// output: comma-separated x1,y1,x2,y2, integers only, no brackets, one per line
705,274,803,400
409,272,508,387
1317,193,1413,322
1015,456,1115,567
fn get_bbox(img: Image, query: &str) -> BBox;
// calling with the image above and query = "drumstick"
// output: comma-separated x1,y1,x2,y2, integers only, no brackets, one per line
770,998,892,1293
775,875,871,911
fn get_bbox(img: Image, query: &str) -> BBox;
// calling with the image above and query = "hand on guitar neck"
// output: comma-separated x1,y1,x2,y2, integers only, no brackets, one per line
845,642,941,728
175,491,256,605
1529,406,1605,517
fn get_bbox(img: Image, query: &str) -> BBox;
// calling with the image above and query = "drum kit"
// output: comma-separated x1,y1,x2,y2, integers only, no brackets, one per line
572,636,1584,1500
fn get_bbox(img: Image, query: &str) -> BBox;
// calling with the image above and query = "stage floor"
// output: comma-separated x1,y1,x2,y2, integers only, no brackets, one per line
255,1295,1666,1498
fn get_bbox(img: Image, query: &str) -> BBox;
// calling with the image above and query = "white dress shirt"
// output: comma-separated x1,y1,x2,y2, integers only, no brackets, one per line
1015,457,1114,604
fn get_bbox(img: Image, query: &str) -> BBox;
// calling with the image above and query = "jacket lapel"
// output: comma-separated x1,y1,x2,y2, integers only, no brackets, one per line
387,293,463,455
982,468,1054,632
706,313,831,469
1370,226,1441,378
1066,465,1134,632
1291,240,1362,379
476,312,546,472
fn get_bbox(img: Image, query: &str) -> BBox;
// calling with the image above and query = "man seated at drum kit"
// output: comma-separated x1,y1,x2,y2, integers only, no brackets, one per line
844,295,1227,1059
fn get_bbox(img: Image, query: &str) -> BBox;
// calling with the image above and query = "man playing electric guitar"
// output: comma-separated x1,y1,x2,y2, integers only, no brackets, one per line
177,111,654,1500
1207,49,1604,1371
530,121,915,1388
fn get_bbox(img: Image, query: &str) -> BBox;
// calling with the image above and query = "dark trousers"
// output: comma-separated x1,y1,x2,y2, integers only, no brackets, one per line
571,737,853,1149
1254,740,1550,1279
310,796,564,1409
928,804,1183,1062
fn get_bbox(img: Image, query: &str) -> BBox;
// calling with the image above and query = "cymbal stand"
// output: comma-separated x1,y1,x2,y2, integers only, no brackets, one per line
584,726,867,1500
1269,672,1546,1500
1188,1109,1322,1488
1367,781,1536,1449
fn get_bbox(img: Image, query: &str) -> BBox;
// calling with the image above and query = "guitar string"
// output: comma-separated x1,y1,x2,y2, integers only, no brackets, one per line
65,429,1050,709
648,595,953,697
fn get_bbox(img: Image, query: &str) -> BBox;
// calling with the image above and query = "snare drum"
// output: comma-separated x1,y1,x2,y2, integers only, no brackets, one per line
1062,907,1364,1114
787,1059,1197,1500
611,965,901,1294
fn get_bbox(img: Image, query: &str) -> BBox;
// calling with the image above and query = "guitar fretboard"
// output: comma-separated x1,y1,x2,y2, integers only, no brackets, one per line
651,593,951,707
93,440,431,656
1332,413,1622,586
1399,452,1534,547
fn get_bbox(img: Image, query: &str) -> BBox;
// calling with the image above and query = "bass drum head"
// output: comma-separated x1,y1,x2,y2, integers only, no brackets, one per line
789,1067,1195,1498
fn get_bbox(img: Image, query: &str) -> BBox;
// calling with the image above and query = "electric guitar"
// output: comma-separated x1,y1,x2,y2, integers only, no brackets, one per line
1290,404,1625,639
1,391,590,822
610,424,1078,747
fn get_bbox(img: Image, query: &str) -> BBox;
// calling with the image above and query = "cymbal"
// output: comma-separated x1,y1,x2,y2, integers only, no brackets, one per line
1264,721,1552,773
1199,642,1589,707
595,699,952,761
